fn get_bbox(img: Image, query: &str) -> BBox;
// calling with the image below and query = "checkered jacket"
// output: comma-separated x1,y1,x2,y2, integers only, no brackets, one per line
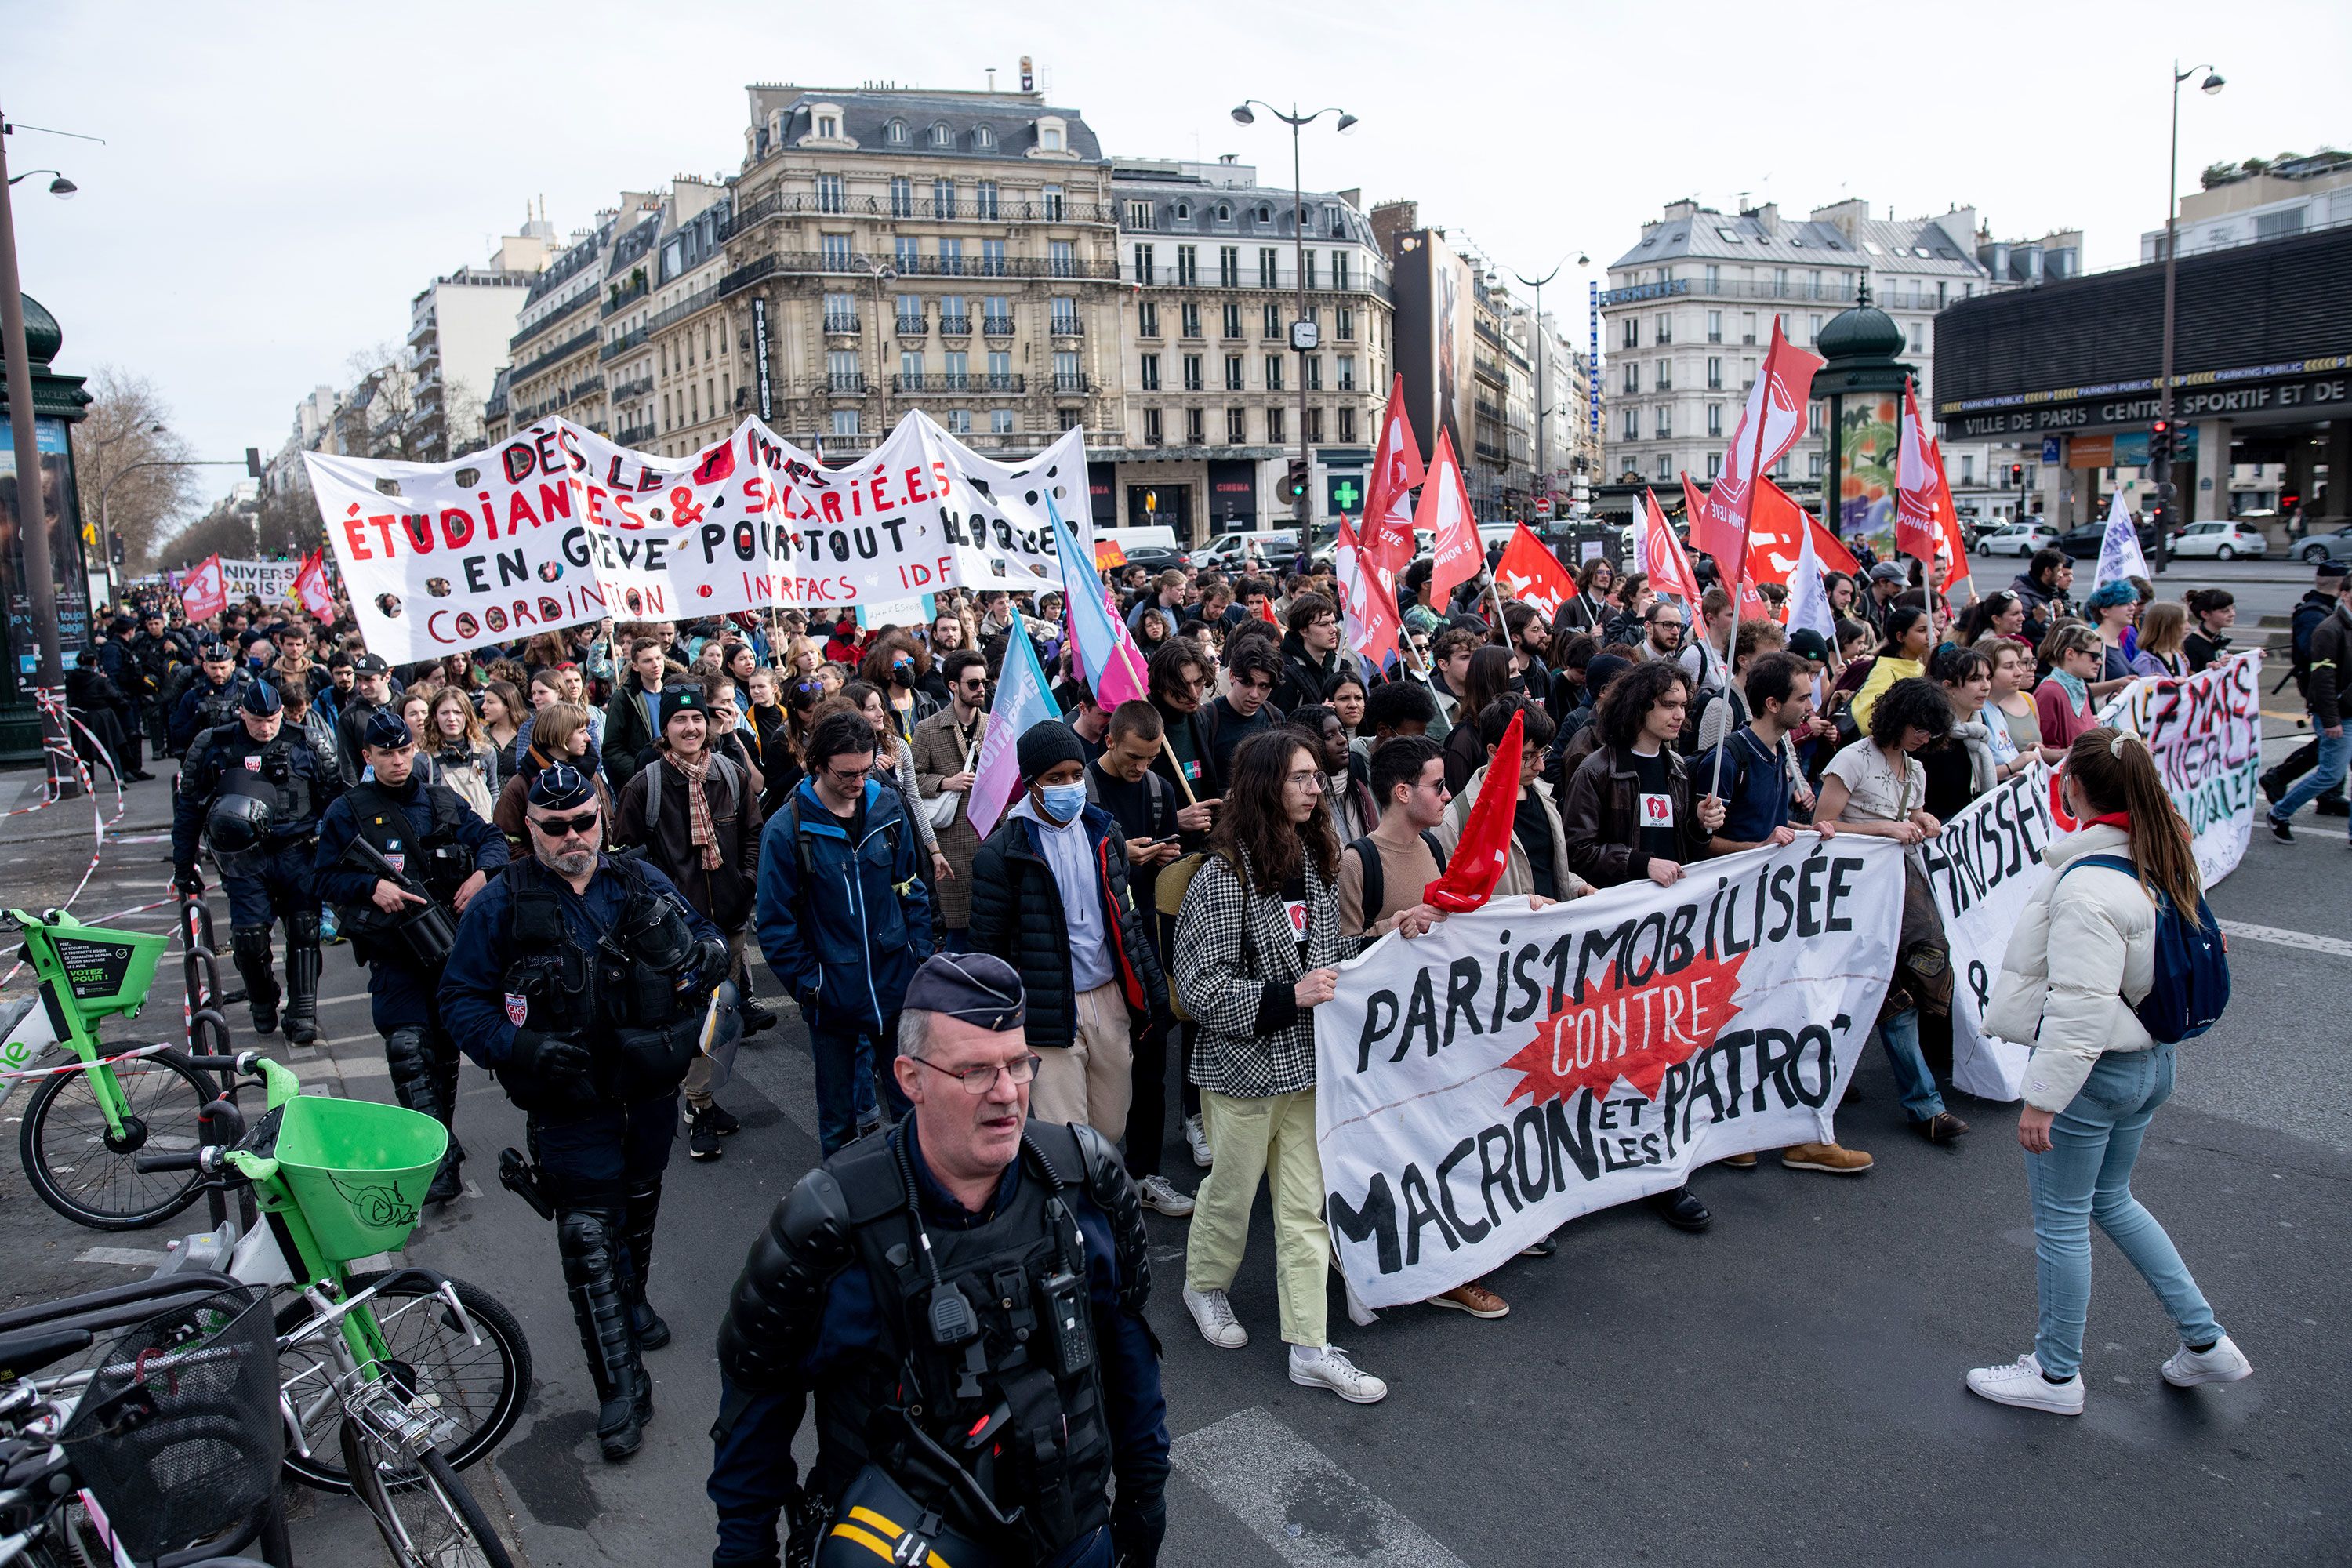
1173,845,1367,1099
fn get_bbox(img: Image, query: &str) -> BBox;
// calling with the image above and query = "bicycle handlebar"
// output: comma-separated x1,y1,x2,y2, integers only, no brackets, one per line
135,1149,209,1175
182,1051,264,1075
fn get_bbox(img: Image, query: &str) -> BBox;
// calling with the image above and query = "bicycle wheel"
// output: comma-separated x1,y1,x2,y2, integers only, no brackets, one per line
19,1051,212,1229
341,1420,515,1568
279,1275,531,1494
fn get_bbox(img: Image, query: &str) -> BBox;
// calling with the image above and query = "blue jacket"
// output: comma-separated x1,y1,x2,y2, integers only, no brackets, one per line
754,776,933,1032
314,775,508,913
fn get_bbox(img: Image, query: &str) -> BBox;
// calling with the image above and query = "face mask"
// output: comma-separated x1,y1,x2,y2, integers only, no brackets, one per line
1036,782,1087,826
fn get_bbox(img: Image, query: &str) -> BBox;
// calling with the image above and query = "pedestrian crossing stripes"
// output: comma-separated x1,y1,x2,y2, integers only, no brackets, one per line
1173,1406,1469,1568
2220,920,2352,960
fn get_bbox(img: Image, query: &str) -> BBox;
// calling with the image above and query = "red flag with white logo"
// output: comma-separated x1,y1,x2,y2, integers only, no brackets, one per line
1362,374,1426,578
181,554,227,622
293,551,336,617
1695,318,1825,582
1333,515,1402,669
1740,478,1819,586
1648,487,1704,604
1493,524,1578,621
1927,436,1972,596
1417,430,1482,609
1895,379,1942,569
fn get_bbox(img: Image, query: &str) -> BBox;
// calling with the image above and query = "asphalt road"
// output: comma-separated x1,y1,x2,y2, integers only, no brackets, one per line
2,632,2346,1566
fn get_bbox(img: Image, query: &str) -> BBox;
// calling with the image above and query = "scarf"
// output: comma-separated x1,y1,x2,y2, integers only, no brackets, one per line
1948,719,2000,797
666,749,724,869
2048,667,2089,710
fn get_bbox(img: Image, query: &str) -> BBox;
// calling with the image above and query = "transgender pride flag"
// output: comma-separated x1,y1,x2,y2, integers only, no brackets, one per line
1049,499,1149,709
966,607,1062,838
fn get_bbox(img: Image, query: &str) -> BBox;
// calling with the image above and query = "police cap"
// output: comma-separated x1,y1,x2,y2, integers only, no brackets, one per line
363,710,412,750
241,681,284,717
902,952,1025,1033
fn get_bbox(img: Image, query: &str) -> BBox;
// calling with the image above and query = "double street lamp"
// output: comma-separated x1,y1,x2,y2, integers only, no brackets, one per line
1511,253,1590,520
1231,100,1356,558
2155,60,2223,569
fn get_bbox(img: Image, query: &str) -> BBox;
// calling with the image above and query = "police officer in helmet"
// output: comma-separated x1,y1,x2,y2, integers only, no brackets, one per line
708,953,1168,1568
168,640,255,754
439,763,726,1462
172,679,332,1044
315,710,507,1206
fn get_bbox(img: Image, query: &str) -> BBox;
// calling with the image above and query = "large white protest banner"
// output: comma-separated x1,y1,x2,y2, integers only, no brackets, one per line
1918,763,2061,1102
218,558,302,603
2097,649,2263,887
1315,837,1904,1308
303,412,1086,664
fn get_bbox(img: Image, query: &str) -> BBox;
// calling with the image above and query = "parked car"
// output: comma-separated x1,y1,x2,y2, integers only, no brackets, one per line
2058,520,2158,560
2296,525,2352,564
1975,522,2061,558
1188,528,1302,575
2167,519,2270,561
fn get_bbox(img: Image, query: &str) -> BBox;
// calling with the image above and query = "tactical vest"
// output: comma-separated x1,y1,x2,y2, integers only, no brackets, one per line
811,1125,1114,1560
194,677,247,734
495,856,702,1110
210,728,315,833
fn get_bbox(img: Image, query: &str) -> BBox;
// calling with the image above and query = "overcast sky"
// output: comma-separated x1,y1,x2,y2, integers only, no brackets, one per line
8,0,2343,522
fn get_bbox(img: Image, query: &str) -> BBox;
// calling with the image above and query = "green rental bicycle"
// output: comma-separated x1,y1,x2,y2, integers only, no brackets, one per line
2,905,225,1230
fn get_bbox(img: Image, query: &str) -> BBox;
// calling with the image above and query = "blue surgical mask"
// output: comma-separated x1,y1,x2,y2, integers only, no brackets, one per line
1036,782,1087,826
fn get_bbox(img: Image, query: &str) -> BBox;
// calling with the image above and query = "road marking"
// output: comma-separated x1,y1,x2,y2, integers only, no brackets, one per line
1172,1406,1469,1568
76,1247,167,1268
2220,920,2352,960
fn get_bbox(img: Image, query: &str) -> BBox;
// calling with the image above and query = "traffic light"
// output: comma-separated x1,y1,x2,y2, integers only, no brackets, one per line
1279,458,1309,506
2009,463,2024,488
2147,419,2172,466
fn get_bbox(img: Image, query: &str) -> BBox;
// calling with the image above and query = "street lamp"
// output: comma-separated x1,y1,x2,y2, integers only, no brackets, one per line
1512,257,1573,521
100,456,255,587
2156,60,2223,572
858,256,897,447
5,170,74,199
1232,99,1355,558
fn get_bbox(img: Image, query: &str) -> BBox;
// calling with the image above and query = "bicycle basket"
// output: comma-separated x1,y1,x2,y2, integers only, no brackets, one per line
38,920,172,1022
269,1094,448,1261
59,1285,281,1562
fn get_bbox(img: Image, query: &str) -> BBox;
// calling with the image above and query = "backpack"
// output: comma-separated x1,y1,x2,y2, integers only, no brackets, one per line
2290,597,2329,691
1345,832,1449,926
637,749,744,838
1083,764,1175,843
775,789,902,884
2056,853,2230,1044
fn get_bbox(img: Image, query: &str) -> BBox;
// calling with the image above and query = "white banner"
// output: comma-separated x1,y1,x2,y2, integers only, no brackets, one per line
2097,649,2263,887
1920,764,2060,1102
303,412,1086,663
219,558,302,603
1315,837,1904,1308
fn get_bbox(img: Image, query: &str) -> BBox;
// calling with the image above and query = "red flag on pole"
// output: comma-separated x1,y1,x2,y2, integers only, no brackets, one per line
1361,373,1426,577
1740,478,1820,586
1809,513,1859,579
1333,515,1402,669
1894,378,1942,569
1492,524,1579,620
1647,487,1704,604
1418,430,1482,610
292,550,335,617
1926,436,1973,597
181,554,227,622
1423,709,1523,913
1693,317,1825,582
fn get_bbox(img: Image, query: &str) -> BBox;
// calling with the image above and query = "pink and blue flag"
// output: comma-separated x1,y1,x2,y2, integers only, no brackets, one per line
1049,499,1150,710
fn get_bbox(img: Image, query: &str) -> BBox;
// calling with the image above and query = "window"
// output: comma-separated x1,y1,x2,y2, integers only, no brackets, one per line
1910,322,1924,353
1304,407,1323,445
1302,251,1318,290
1703,264,1720,291
1041,186,1065,220
816,113,840,140
922,122,949,148
1224,354,1244,390
1138,300,1159,338
992,409,1015,436
1653,359,1671,391
1182,354,1203,392
1809,314,1823,341
1621,363,1639,395
1256,204,1272,225
891,177,914,218
1336,306,1354,341
1052,349,1081,387
1127,199,1156,230
943,350,969,387
1622,408,1639,440
816,174,844,214
822,290,857,330
900,350,924,380
1936,281,1947,309
832,408,860,437
1222,302,1243,338
826,350,861,390
884,118,908,145
1621,317,1639,349
1657,455,1673,481
1773,267,1788,296
1961,453,1975,484
983,297,1012,332
1707,452,1721,479
1051,297,1080,332
1773,455,1790,479
1216,201,1233,223
2256,207,2305,240
1177,245,1199,285
1226,408,1246,443
1133,243,1156,284
1266,405,1285,443
1174,201,1191,220
1706,357,1722,390
1707,402,1722,437
1338,406,1357,442
974,180,1000,220
1305,356,1322,391
947,408,971,434
895,236,920,272
821,233,852,270
1809,270,1824,299
1259,248,1279,289
1139,354,1161,391
1263,303,1282,338
1265,354,1285,390
987,350,1013,384
972,125,995,151
1741,311,1757,344
1336,354,1356,391
1333,252,1351,290
939,293,967,328
896,292,922,325
1218,245,1240,287
1180,302,1201,338
982,238,1007,274
1655,313,1672,344
1809,451,1825,479
1048,239,1074,277
1323,203,1343,236
1143,408,1163,443
1040,125,1064,152
1186,407,1205,444
1654,409,1671,439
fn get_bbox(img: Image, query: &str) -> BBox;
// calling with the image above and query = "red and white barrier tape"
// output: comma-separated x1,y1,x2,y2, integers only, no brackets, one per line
0,688,138,990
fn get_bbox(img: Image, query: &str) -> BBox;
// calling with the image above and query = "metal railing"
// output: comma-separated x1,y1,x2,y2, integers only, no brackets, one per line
602,279,650,318
822,311,862,333
600,327,649,362
508,291,596,354
615,423,655,446
982,316,1017,336
610,375,655,404
511,327,601,384
1050,316,1085,336
822,372,869,394
893,372,1025,394
720,247,1117,285
644,283,721,335
1051,372,1092,394
937,314,973,335
895,314,928,335
727,188,1117,230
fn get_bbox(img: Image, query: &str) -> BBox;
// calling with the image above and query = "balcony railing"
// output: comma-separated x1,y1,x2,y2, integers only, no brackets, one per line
894,372,1025,394
895,314,928,336
1051,372,1092,395
615,423,655,446
822,312,862,333
937,314,973,335
720,249,1118,285
824,372,869,394
511,327,600,385
1049,316,1085,337
600,327,649,362
1473,355,1507,387
611,375,655,405
508,290,595,354
725,189,1116,231
982,316,1017,336
644,283,721,335
602,278,650,318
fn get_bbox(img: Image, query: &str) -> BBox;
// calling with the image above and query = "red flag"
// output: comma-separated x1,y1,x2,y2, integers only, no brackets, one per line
292,550,335,617
1926,436,1972,595
1694,317,1825,581
1808,514,1859,579
1417,430,1482,609
181,554,227,622
1736,575,1769,620
1894,378,1941,568
1647,487,1703,604
1361,373,1426,577
1424,709,1523,913
1492,524,1578,620
1740,479,1816,586
1333,515,1401,668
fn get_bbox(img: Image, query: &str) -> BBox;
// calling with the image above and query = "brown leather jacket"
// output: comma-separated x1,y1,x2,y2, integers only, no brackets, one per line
1559,742,1711,888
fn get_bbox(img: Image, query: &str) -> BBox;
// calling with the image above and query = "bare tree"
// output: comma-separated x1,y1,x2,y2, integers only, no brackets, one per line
442,376,487,457
155,500,260,572
345,342,438,462
74,367,201,570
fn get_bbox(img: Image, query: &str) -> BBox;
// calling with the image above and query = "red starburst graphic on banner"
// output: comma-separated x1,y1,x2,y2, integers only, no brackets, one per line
1500,944,1751,1105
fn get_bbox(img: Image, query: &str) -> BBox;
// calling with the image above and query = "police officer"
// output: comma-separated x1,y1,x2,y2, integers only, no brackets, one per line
316,711,507,1206
168,641,253,755
439,763,726,1463
172,680,332,1044
708,953,1168,1568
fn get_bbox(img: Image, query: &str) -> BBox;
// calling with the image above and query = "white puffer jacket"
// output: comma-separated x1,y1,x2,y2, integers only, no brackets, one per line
1984,823,2161,1112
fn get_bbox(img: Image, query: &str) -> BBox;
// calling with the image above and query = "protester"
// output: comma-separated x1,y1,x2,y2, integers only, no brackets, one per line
1327,669,1367,746
1145,638,1221,812
1273,593,1343,713
2263,564,2350,844
840,682,951,885
2127,601,2190,679
2034,624,2103,750
1679,587,1736,702
1918,646,2004,820
859,629,938,745
1692,616,1786,757
1203,635,1283,782
2259,562,2352,821
1633,599,1687,665
494,701,612,848
2010,549,2073,647
1428,626,1479,722
1557,558,1616,633
602,636,674,791
969,719,1167,1145
2181,588,2236,673
1968,727,2249,1414
1815,677,1967,1144
1291,704,1375,844
1173,728,1441,1401
1849,606,1932,733
2083,580,2140,696
912,650,991,951
425,686,501,818
1976,636,2056,768
1440,645,1516,794
479,678,525,758
1443,698,1586,905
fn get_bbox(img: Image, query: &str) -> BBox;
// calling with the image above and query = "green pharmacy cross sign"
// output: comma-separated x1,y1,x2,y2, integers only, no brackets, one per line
1327,475,1362,514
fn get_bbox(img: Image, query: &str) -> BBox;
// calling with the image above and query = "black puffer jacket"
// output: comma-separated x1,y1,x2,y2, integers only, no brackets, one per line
967,804,1167,1051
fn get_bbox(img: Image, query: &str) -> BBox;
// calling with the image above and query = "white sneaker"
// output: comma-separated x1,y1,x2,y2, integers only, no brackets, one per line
1185,1114,1213,1167
1965,1352,2085,1416
1182,1286,1248,1349
2162,1334,2252,1387
1289,1343,1388,1404
1136,1174,1195,1218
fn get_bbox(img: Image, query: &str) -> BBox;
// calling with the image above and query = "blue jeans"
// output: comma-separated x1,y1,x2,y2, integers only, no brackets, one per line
1871,1007,1945,1121
2024,1042,2223,1380
2273,725,2352,826
809,1014,909,1155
